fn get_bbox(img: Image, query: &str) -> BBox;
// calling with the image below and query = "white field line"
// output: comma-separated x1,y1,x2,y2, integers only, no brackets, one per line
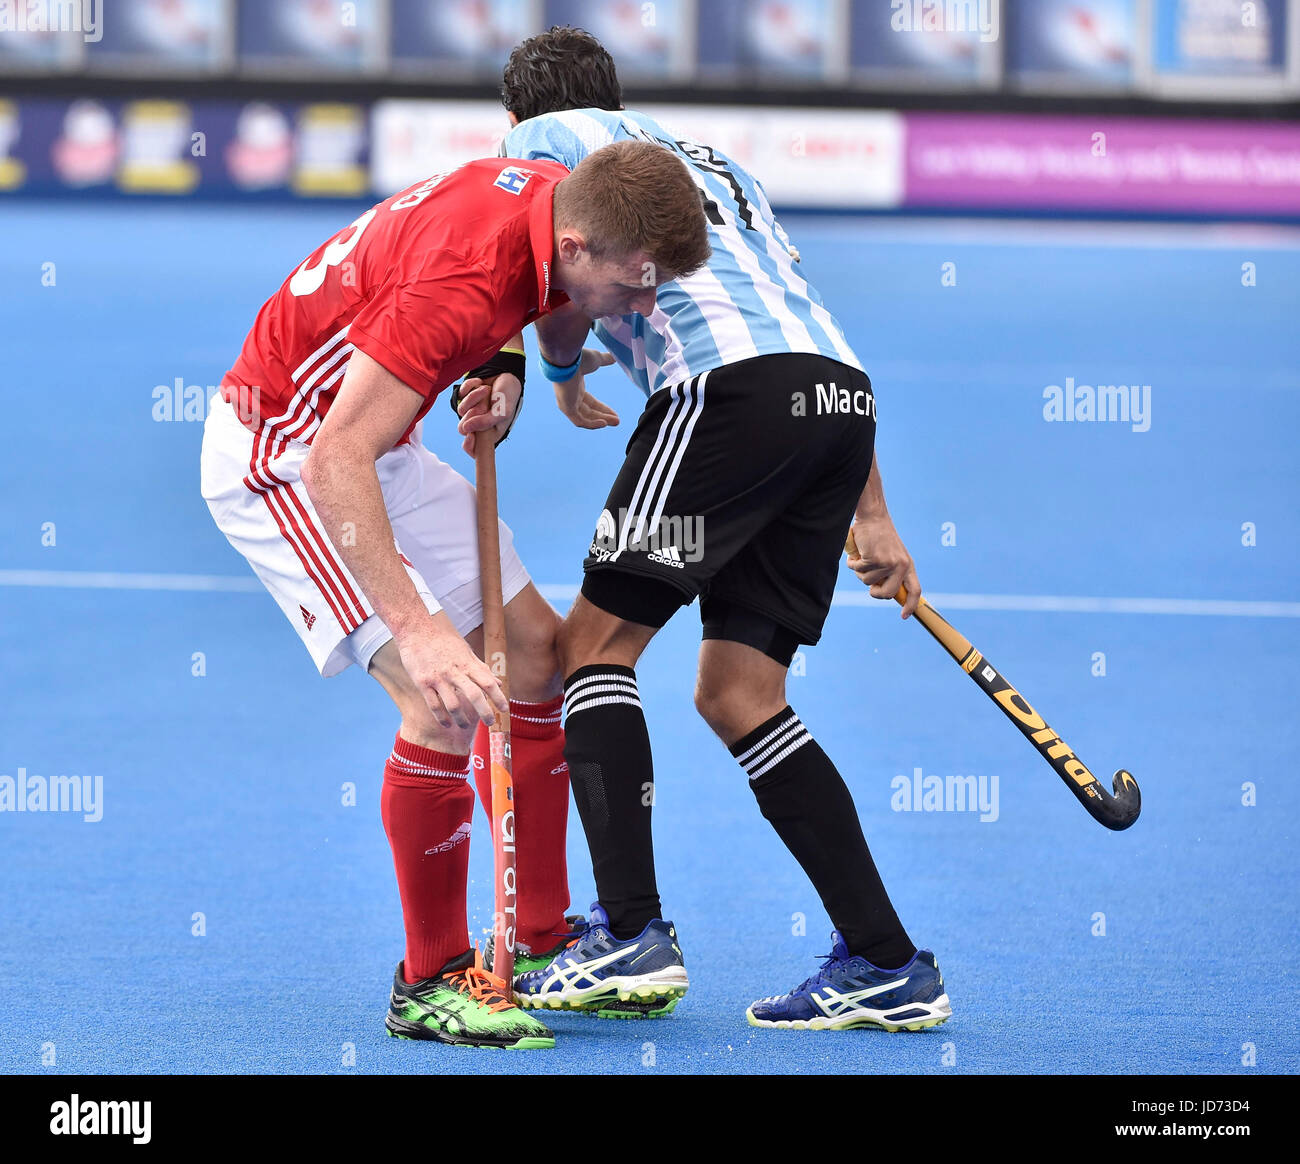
804,216,1300,251
830,589,1300,618
1,570,1298,618
0,569,263,593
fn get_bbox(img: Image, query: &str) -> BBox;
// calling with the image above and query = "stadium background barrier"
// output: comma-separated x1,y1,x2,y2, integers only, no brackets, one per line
1,0,1297,216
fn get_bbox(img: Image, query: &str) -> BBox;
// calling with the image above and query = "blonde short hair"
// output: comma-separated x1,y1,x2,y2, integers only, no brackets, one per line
554,140,711,281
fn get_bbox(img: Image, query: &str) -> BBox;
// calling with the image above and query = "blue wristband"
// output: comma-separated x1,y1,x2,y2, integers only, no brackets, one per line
540,353,582,382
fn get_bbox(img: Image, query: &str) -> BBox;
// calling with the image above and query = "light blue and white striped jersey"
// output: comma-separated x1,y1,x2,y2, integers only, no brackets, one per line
501,108,863,398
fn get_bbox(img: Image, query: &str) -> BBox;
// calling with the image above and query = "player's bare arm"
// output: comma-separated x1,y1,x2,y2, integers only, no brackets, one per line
534,299,592,364
301,348,508,729
534,302,620,430
847,455,921,619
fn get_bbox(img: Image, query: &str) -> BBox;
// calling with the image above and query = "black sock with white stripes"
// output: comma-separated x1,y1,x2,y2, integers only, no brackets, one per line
562,664,663,940
731,706,917,970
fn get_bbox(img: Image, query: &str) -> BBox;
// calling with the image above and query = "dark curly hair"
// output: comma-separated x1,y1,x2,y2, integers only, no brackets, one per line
501,26,622,124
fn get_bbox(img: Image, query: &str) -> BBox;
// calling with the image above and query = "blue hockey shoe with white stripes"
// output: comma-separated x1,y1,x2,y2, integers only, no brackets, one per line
747,931,951,1031
513,903,689,1019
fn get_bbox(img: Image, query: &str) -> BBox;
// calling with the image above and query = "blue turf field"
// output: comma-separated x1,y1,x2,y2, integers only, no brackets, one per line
2,202,1297,1075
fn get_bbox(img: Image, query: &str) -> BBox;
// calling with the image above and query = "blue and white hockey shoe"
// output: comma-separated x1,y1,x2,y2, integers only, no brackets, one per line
748,931,951,1031
513,903,689,1019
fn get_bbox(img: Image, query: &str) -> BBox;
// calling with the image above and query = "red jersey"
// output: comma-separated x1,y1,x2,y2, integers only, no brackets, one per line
222,157,570,447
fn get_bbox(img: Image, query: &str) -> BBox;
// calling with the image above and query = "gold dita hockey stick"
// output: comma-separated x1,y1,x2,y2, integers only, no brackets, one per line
846,533,1141,831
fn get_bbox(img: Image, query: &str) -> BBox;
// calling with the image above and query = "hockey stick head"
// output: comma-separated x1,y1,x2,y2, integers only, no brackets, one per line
1092,768,1141,831
844,528,1143,832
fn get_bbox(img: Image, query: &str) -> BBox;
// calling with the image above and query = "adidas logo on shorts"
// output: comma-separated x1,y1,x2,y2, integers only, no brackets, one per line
647,545,685,569
299,605,317,630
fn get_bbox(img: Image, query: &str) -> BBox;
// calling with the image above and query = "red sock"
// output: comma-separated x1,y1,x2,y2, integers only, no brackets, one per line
471,695,571,954
381,734,475,983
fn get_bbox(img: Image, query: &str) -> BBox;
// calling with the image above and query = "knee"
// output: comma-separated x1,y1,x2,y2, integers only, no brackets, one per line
391,679,477,753
511,605,562,697
368,640,477,754
695,658,789,748
556,611,582,676
558,596,653,674
694,672,748,741
557,605,603,676
399,709,476,756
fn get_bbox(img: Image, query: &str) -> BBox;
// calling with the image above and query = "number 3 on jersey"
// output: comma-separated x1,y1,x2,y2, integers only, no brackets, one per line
288,207,377,297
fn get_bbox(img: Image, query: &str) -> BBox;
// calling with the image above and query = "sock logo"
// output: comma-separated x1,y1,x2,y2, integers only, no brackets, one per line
425,821,471,855
299,604,316,630
550,763,569,775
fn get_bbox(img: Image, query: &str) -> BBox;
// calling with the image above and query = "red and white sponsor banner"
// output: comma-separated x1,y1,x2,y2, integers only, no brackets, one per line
371,101,1300,218
639,105,904,209
371,99,506,195
370,99,904,209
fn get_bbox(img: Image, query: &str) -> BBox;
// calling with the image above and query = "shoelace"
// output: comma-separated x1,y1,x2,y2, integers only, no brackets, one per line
445,966,513,1013
561,917,599,952
793,949,845,995
492,917,587,958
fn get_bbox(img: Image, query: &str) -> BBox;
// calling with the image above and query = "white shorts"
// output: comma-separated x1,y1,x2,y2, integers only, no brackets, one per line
200,395,530,677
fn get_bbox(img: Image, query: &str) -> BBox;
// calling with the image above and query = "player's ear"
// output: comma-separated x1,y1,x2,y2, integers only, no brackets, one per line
557,232,585,265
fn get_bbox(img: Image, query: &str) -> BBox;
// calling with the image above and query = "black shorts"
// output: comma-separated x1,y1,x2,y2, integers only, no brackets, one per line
581,352,876,658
